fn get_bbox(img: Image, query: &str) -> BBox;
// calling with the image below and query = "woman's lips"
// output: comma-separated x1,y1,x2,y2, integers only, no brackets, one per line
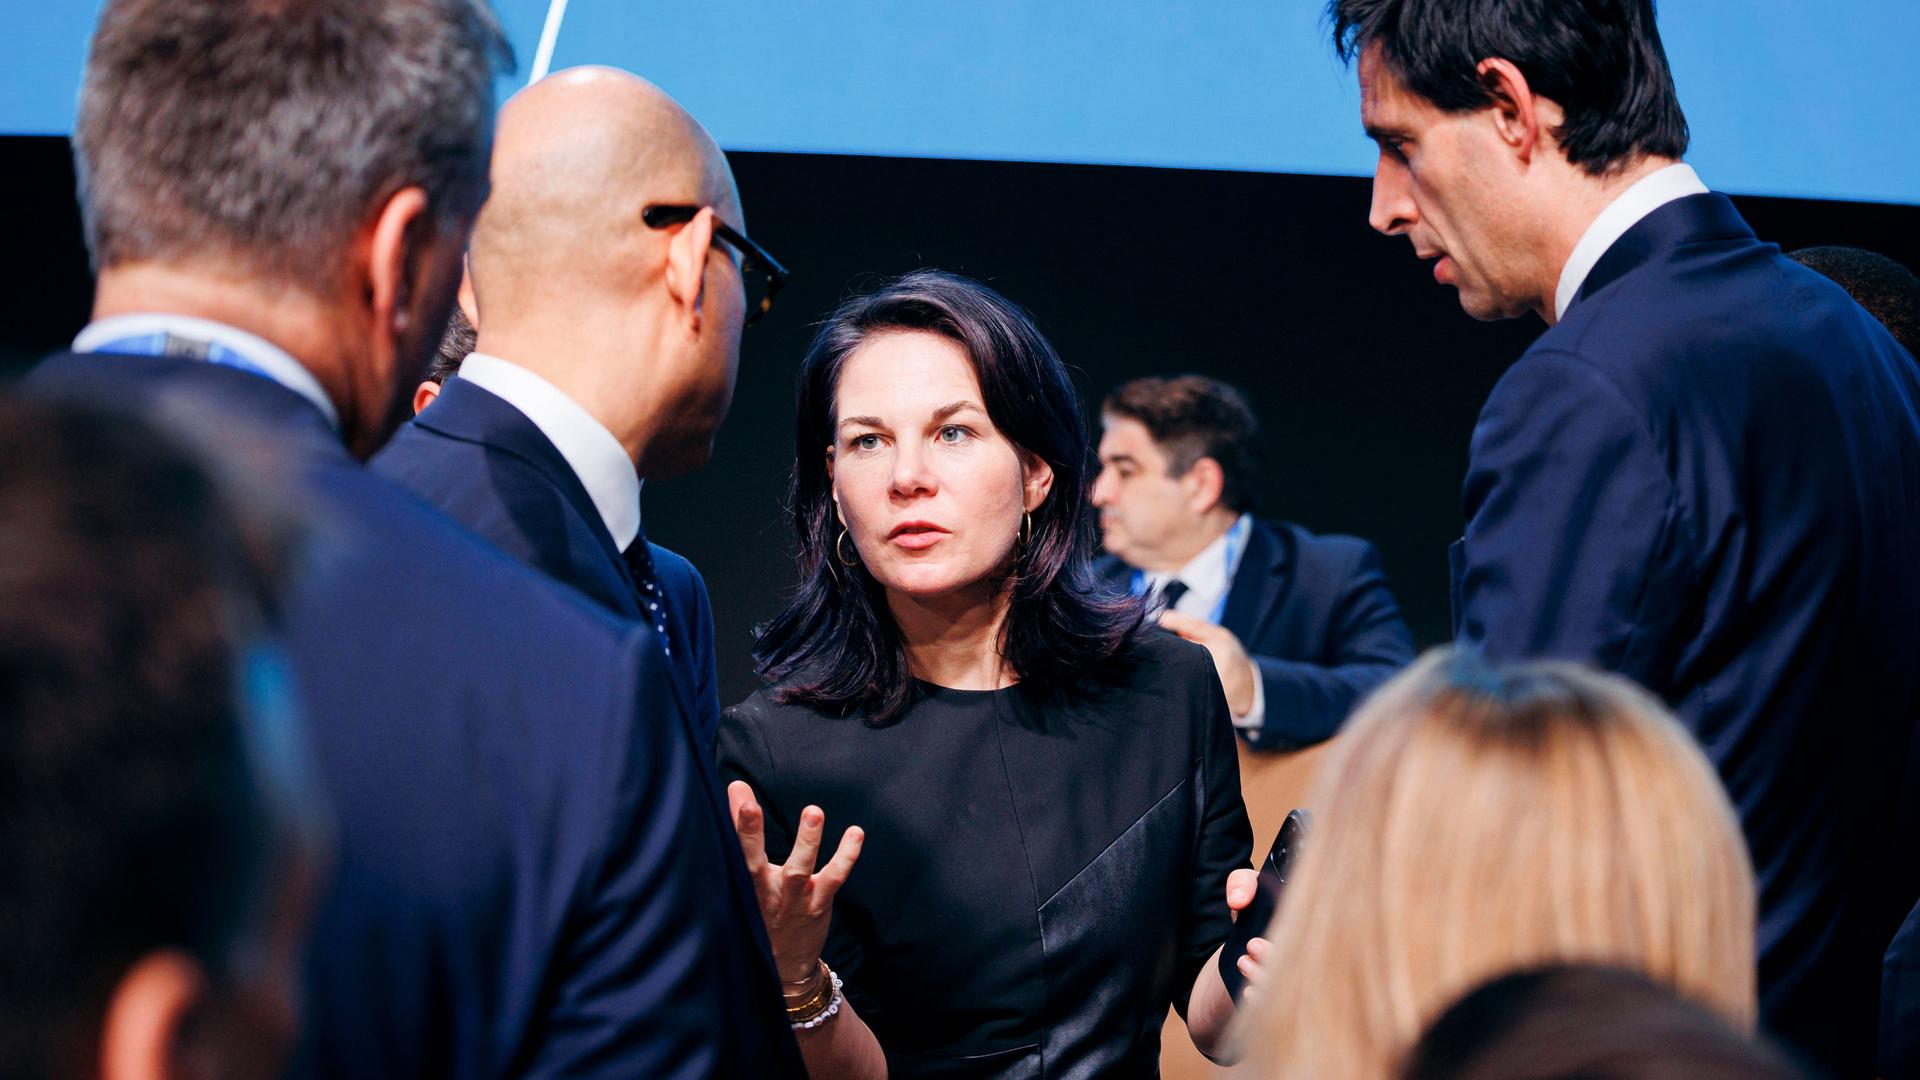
888,523,948,550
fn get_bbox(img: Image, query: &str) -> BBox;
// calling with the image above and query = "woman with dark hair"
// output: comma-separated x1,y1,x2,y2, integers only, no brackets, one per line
720,270,1257,1078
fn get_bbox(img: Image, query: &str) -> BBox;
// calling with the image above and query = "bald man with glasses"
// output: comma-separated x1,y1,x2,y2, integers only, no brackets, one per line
369,65,803,1078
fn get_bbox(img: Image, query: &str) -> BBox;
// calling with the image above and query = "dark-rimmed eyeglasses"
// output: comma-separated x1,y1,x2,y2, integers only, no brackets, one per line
642,204,789,325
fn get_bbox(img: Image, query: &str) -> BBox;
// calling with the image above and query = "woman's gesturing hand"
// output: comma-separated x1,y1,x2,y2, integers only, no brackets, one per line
728,780,866,982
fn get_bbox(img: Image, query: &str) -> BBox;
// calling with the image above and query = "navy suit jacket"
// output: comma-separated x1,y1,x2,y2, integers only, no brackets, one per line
28,352,730,1080
1099,518,1416,750
370,376,720,747
1451,192,1920,1076
368,374,803,1077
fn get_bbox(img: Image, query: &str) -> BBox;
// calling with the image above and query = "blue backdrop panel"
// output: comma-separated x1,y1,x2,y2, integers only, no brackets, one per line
4,1,1916,204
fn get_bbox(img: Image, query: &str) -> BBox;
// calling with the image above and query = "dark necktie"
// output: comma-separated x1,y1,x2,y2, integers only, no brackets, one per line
1155,578,1190,615
622,539,673,658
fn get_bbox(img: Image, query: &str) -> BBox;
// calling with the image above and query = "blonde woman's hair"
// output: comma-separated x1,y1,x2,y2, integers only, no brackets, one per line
1236,649,1756,1078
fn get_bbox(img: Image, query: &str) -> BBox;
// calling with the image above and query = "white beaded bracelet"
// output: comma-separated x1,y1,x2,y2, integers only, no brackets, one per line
791,966,845,1031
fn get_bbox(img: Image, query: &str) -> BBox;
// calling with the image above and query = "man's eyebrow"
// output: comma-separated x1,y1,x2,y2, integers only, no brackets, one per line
1101,452,1138,466
1363,122,1404,143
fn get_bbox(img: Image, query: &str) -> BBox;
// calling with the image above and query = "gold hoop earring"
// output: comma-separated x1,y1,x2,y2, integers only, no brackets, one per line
836,527,859,567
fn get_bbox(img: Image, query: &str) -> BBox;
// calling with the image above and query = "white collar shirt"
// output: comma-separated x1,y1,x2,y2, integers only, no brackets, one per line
1554,162,1709,322
1141,514,1266,730
456,351,643,551
73,312,340,429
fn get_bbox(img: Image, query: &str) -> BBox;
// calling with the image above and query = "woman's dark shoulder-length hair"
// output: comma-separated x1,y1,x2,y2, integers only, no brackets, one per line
753,269,1143,722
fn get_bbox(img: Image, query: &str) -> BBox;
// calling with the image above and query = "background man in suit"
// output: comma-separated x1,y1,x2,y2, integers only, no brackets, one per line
1330,0,1920,1071
0,396,313,1080
1091,375,1415,749
373,66,777,751
368,67,803,1072
29,1,777,1075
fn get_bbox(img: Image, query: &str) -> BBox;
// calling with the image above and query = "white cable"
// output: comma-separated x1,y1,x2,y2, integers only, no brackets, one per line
527,0,571,85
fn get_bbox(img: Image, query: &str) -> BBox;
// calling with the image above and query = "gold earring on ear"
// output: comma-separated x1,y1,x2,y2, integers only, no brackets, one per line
836,527,860,567
1019,510,1033,549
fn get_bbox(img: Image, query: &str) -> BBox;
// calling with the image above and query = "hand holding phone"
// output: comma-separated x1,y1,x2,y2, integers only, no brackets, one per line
1218,808,1309,1004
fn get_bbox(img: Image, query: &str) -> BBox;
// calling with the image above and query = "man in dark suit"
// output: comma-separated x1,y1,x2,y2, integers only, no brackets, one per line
368,67,804,1071
30,2,792,1075
1091,375,1415,750
371,66,772,751
1331,0,1920,1071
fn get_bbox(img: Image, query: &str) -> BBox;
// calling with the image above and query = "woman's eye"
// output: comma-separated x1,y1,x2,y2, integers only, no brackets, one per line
852,434,883,452
937,425,970,444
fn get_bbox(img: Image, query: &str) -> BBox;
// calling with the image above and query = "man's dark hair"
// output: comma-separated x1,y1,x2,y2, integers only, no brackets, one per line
1102,375,1261,514
0,397,282,1079
75,0,513,290
755,270,1143,723
1400,964,1802,1080
1330,0,1690,175
430,305,478,384
1789,246,1920,359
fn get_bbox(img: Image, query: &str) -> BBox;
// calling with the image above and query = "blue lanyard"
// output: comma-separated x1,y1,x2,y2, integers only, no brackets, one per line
86,330,280,385
1131,517,1248,624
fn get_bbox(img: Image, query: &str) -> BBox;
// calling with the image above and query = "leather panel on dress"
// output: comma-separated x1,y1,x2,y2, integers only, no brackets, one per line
1036,772,1199,1078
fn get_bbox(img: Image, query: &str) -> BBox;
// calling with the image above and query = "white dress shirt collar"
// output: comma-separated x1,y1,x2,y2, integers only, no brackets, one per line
1142,513,1253,621
73,312,340,428
455,352,643,551
1554,162,1708,321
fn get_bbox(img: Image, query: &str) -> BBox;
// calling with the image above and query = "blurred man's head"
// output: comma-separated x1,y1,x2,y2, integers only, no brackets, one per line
1331,0,1690,323
75,0,512,457
1789,246,1920,359
467,66,780,477
1092,375,1258,572
413,274,480,415
0,396,314,1080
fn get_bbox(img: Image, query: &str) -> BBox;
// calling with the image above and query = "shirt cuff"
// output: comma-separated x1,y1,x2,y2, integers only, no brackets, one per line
1232,659,1264,735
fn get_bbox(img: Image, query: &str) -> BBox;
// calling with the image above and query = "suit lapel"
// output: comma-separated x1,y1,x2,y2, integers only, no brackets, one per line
418,377,639,593
1219,519,1292,644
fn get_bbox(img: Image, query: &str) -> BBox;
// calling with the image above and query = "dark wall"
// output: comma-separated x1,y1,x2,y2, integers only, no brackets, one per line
7,135,1919,706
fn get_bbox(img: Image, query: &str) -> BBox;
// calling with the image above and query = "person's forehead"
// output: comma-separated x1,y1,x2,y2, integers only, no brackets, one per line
837,332,981,412
1358,46,1418,128
1098,416,1168,463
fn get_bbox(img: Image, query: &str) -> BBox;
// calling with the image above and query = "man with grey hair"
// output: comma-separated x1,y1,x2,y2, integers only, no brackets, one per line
30,1,747,1075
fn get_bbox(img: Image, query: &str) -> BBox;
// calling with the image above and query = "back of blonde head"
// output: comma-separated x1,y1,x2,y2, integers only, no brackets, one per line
1237,649,1755,1078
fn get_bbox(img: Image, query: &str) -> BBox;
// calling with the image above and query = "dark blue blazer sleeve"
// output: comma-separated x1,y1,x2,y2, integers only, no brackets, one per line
1454,349,1685,677
1243,541,1415,750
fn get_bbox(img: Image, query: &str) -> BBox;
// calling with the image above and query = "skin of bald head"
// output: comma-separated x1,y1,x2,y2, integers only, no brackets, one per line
468,66,747,477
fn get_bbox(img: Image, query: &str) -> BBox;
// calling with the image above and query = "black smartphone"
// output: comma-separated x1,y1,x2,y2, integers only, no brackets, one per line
1217,808,1309,1004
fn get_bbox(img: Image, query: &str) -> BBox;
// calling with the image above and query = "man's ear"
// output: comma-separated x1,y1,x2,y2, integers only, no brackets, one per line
99,951,207,1080
1477,57,1544,163
1022,451,1056,512
366,186,433,341
1182,457,1227,515
413,380,442,415
661,207,718,335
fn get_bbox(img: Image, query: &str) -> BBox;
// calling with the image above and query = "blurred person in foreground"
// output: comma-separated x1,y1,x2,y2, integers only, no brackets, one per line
29,0,739,1075
720,270,1259,1077
369,65,800,1071
1092,374,1415,750
0,397,313,1080
1330,0,1920,1068
1236,649,1756,1078
1400,965,1803,1080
